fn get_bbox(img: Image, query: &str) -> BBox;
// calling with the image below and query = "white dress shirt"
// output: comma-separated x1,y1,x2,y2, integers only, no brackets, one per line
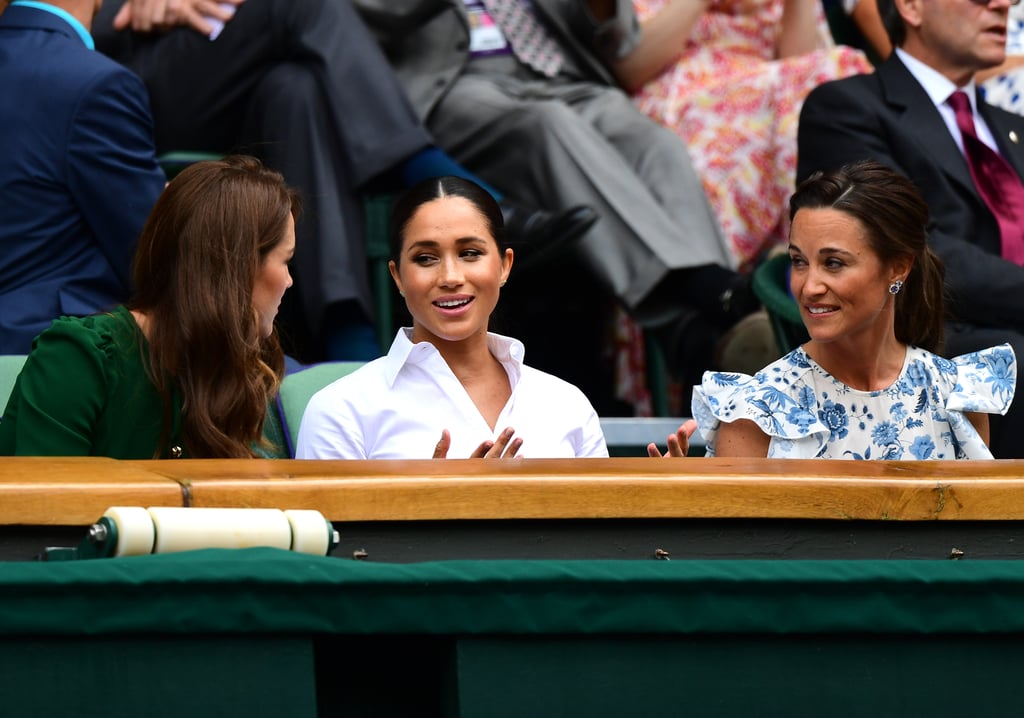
896,47,1001,156
296,328,608,459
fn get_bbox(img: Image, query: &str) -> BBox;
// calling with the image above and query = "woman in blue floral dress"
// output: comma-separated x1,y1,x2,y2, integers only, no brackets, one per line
692,161,1016,459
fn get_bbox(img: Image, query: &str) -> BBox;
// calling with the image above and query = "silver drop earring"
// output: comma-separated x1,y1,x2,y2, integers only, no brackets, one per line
888,279,903,295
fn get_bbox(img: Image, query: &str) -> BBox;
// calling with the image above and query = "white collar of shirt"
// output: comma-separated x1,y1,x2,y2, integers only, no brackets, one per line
895,47,999,153
380,327,526,389
10,0,95,49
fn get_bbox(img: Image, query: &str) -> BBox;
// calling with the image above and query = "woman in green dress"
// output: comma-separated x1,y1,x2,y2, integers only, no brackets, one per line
0,155,300,458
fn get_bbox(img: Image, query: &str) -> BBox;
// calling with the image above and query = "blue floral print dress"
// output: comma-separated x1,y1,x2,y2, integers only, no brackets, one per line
692,344,1016,459
981,4,1024,115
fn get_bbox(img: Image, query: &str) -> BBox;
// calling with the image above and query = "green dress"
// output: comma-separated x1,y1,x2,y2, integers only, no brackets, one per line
0,306,283,458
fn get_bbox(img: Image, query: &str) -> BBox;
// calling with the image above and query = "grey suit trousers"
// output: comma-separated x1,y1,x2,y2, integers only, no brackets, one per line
427,56,734,315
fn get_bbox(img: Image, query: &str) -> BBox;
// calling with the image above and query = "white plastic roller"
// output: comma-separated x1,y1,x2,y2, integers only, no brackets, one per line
149,507,292,553
284,509,333,555
101,506,156,557
95,506,338,557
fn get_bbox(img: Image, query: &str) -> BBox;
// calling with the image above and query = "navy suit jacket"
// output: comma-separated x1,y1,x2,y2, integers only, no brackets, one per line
797,54,1024,333
0,4,165,354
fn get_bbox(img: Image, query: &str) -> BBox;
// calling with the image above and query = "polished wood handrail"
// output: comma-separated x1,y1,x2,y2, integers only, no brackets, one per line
3,457,1024,525
0,457,184,524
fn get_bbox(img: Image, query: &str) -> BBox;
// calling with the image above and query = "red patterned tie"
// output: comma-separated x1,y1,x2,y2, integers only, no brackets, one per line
948,90,1024,266
480,0,564,78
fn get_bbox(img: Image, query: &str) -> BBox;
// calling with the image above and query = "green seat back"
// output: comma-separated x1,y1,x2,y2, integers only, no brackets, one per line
278,362,364,456
0,355,28,419
751,254,809,355
158,151,223,179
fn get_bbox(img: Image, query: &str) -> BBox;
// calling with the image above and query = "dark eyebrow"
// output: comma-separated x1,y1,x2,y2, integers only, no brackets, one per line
405,236,491,252
817,247,856,257
788,243,854,257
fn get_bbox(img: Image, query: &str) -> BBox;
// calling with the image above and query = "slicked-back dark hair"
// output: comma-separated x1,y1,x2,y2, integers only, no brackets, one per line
388,176,506,263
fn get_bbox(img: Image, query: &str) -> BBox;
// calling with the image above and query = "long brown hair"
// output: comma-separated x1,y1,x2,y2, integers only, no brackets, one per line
790,160,945,353
128,155,301,458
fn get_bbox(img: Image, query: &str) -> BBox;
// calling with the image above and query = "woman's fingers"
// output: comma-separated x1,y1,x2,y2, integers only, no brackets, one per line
648,419,699,458
485,427,515,457
432,429,452,459
437,428,523,459
503,437,524,458
665,434,686,457
470,441,495,458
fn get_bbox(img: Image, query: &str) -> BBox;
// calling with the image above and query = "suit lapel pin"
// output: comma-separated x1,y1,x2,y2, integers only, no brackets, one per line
1011,131,1020,145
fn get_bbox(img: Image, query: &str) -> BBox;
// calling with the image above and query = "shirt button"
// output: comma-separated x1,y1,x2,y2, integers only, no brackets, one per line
456,40,467,51
435,77,447,87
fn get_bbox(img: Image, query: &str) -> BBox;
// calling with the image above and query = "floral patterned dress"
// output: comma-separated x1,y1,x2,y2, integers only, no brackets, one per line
981,3,1024,114
692,344,1016,459
631,0,873,269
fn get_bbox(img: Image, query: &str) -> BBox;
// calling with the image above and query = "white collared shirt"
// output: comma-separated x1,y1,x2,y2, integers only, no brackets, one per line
896,47,1001,155
296,328,608,459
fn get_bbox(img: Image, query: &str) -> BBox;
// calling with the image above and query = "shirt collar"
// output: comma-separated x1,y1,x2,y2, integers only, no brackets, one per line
895,47,978,109
10,0,94,49
380,327,526,387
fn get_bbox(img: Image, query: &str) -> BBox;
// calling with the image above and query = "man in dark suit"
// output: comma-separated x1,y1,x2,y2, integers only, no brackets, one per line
797,0,1024,457
92,0,597,364
0,0,165,355
354,0,768,384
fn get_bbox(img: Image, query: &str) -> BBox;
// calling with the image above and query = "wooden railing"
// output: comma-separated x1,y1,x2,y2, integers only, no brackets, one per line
4,456,1024,526
7,456,1024,715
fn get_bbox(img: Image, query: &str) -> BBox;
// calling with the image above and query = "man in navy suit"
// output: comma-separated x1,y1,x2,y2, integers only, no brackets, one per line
797,0,1024,457
0,0,165,355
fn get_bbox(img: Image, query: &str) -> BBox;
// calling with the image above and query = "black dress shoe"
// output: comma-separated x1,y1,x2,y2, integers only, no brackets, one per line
499,201,598,273
646,309,720,389
717,272,761,327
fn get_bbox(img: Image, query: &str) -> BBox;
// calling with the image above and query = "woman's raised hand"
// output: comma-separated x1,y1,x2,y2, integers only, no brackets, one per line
432,427,524,459
646,419,698,458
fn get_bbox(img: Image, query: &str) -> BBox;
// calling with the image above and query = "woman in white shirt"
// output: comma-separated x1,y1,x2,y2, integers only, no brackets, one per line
296,176,630,459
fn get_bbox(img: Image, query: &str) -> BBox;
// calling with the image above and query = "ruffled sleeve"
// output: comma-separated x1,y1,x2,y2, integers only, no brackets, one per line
691,350,831,458
937,344,1016,459
946,344,1016,416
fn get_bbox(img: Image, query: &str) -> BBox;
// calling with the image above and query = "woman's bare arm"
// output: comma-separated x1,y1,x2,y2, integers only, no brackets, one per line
848,0,892,60
965,412,991,447
610,0,710,93
776,0,821,58
714,418,771,457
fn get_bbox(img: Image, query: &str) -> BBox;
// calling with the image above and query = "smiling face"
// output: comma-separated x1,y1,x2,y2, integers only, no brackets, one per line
252,213,295,338
900,0,1010,84
789,208,910,348
389,196,512,347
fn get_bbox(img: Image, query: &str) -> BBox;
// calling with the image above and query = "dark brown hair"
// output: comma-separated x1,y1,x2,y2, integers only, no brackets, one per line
128,155,301,458
388,176,506,263
789,160,945,352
